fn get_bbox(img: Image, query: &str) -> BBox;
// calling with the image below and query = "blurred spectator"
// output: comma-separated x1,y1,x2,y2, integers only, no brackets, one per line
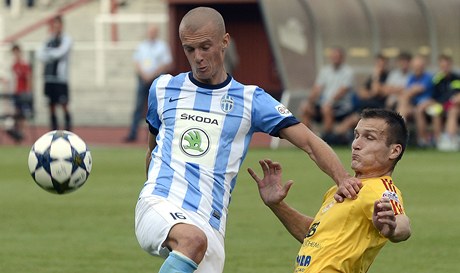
331,53,390,144
299,47,355,139
383,51,412,109
124,24,172,142
426,54,460,151
4,0,34,8
224,37,239,76
6,44,33,142
37,15,73,131
355,53,390,110
396,54,434,147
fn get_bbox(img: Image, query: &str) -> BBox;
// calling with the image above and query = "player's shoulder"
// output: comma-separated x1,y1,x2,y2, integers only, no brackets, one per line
230,76,260,91
159,73,184,84
361,176,402,198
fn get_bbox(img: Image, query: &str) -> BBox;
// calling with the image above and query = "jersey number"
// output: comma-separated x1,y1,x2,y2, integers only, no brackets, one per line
170,212,187,220
306,222,320,238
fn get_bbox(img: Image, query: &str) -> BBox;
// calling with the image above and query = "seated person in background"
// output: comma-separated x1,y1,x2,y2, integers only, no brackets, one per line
383,51,412,109
331,53,390,144
427,54,460,151
396,54,434,147
299,47,355,139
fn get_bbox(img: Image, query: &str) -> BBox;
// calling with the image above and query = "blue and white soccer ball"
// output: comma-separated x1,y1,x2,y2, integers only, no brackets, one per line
28,130,92,194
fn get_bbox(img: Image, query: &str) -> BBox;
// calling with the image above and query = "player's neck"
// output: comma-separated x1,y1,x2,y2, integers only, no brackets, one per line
355,169,393,179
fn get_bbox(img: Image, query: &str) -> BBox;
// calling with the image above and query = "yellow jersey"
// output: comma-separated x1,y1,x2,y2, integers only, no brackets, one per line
294,176,405,273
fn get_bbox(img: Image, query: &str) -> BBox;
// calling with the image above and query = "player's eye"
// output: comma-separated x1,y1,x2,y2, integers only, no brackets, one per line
184,46,194,53
366,134,375,140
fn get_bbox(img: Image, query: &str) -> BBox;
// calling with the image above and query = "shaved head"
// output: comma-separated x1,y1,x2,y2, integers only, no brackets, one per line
178,6,230,84
179,7,226,38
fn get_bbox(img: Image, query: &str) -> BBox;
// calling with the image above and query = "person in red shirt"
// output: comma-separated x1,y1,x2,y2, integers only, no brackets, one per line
7,44,33,142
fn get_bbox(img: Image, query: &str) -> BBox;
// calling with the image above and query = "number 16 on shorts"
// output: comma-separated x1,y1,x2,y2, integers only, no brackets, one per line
170,212,187,220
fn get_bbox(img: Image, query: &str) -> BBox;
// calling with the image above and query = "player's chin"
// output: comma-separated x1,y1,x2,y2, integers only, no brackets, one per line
194,71,212,83
350,161,361,172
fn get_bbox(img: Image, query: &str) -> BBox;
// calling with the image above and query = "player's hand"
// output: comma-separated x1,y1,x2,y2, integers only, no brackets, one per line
334,176,362,202
372,197,396,239
247,159,293,207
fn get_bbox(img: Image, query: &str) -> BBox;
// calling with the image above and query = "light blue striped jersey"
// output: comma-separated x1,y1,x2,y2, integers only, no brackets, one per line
139,72,299,236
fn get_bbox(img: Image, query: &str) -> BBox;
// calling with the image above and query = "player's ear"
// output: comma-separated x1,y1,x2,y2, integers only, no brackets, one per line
222,33,230,51
388,144,402,160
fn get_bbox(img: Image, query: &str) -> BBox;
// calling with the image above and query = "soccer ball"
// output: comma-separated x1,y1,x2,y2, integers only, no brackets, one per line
28,130,92,194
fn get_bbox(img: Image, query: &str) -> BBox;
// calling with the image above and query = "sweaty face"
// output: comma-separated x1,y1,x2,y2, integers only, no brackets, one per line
351,118,396,178
180,22,228,85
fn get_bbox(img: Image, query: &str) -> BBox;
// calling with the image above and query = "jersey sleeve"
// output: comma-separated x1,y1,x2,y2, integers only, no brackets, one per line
251,87,299,137
146,77,162,135
361,178,406,221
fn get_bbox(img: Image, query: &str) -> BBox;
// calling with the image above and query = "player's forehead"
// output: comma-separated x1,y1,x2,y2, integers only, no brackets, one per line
180,22,219,47
355,118,388,135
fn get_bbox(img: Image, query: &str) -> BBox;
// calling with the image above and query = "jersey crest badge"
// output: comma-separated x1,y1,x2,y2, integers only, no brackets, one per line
220,95,234,113
275,104,292,116
382,190,400,203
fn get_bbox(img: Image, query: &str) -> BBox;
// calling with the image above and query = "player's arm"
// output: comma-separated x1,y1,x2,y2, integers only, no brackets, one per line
279,123,362,201
248,159,313,242
306,84,322,105
145,132,157,178
47,36,72,60
405,84,425,98
146,62,173,83
373,197,411,242
330,86,350,103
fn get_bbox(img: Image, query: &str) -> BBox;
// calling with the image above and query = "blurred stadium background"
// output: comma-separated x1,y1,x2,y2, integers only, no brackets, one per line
1,0,459,146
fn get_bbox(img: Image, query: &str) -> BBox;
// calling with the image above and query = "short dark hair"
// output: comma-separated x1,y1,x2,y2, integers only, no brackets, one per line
360,108,409,165
53,15,63,23
375,53,388,61
438,54,452,62
11,43,20,52
398,51,412,61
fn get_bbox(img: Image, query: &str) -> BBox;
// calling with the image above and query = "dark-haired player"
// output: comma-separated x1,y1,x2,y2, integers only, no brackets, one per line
249,108,411,273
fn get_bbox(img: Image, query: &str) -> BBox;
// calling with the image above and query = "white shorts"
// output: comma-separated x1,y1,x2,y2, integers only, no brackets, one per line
135,196,225,273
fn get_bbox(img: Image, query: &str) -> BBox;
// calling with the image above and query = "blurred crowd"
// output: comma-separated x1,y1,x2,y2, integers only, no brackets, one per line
0,7,458,151
299,47,460,152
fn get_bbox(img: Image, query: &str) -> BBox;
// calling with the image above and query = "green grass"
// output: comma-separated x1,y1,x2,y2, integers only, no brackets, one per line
0,145,458,272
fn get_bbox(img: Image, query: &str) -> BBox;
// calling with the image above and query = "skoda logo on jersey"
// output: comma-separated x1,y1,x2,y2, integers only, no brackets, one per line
220,95,234,113
180,128,210,157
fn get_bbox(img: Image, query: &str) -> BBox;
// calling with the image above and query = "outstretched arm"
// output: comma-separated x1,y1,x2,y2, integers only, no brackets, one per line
373,197,411,242
248,159,313,243
279,123,362,202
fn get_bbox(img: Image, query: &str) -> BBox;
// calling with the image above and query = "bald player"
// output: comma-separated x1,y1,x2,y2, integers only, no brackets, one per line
134,7,361,273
